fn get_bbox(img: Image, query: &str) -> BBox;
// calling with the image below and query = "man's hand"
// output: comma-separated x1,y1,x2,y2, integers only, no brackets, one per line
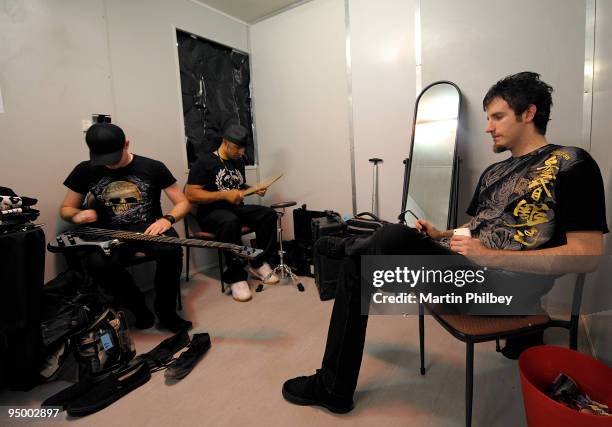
144,218,172,235
255,187,267,197
415,219,444,240
450,235,492,256
225,189,245,205
72,209,98,224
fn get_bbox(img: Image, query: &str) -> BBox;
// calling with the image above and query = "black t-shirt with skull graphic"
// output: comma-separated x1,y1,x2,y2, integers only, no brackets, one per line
187,152,248,216
466,144,608,250
63,155,176,228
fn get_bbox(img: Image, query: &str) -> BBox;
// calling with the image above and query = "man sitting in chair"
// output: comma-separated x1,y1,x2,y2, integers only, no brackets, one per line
282,72,608,413
60,123,192,333
185,124,279,302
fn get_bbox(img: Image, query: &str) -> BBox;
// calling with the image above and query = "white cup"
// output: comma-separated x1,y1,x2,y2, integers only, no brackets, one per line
453,227,471,237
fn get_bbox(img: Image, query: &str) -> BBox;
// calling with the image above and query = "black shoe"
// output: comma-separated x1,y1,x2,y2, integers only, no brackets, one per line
42,377,97,410
282,371,354,414
164,333,211,380
314,236,347,259
501,330,544,360
139,329,190,370
156,311,192,333
66,360,151,417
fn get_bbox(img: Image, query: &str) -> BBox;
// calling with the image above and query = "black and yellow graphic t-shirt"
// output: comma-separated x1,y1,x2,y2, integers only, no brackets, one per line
63,155,176,228
467,145,608,250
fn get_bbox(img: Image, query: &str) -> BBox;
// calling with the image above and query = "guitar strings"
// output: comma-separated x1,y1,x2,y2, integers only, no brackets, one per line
77,227,229,248
68,227,258,256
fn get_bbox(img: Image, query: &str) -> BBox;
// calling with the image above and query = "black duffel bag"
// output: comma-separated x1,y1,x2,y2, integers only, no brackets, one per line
41,271,109,349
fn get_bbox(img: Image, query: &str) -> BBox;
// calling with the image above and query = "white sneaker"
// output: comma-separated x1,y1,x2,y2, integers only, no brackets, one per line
230,280,252,302
247,262,280,284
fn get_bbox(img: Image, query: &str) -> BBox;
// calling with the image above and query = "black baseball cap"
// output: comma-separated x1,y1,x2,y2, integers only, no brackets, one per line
222,124,250,147
85,123,126,166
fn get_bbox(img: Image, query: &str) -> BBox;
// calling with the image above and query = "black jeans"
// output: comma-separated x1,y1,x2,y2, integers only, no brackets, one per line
75,223,183,317
197,204,278,283
318,224,552,399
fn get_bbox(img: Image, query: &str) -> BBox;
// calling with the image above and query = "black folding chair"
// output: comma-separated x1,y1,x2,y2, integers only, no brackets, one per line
418,273,585,427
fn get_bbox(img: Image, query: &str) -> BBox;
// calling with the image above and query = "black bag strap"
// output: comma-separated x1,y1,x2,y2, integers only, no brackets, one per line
355,212,381,221
324,210,343,220
138,330,190,370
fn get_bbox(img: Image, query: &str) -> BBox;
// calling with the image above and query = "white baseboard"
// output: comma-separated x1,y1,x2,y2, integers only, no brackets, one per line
186,261,220,280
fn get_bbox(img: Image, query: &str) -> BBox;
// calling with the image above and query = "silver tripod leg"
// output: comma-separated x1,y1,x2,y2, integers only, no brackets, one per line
269,263,299,282
266,221,299,283
261,208,303,292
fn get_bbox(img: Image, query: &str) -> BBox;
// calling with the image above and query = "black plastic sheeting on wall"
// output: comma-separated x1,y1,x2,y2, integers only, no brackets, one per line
177,30,254,166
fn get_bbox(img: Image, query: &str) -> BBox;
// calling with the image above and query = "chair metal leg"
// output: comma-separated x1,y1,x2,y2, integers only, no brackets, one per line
570,273,585,351
495,338,501,352
466,342,474,427
179,245,186,310
184,218,191,282
217,249,225,293
185,246,190,282
419,303,425,375
570,314,579,350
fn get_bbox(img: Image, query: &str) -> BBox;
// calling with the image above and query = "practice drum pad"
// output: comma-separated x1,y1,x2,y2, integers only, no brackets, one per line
271,201,297,209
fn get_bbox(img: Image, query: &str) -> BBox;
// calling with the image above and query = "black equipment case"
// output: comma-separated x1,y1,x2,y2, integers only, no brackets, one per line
293,204,328,246
295,207,384,301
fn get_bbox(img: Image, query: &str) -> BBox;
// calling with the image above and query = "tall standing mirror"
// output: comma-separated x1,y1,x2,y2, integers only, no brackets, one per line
401,81,462,230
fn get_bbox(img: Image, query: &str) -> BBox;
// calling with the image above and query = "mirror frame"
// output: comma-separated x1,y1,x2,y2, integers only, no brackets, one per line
400,80,462,229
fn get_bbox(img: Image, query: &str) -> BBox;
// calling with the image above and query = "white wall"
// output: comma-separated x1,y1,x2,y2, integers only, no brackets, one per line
0,0,249,281
250,0,353,236
249,0,418,224
349,0,417,221
585,0,612,366
0,0,114,278
420,0,587,224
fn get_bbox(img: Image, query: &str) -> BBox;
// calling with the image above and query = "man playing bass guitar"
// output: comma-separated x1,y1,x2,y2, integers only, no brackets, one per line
59,123,191,332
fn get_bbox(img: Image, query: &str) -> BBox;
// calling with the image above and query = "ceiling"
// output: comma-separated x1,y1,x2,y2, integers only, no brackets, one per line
196,0,306,23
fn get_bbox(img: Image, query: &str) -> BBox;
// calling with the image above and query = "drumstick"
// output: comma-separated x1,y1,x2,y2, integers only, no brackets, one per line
243,173,283,196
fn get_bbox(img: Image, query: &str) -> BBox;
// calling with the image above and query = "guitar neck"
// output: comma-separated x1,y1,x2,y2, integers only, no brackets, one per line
76,227,241,251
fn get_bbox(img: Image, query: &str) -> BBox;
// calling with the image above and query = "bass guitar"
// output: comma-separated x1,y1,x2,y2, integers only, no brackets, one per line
48,227,262,259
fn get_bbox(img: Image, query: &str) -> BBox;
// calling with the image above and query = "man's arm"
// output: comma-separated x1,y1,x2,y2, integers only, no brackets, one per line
144,183,190,235
450,231,604,274
59,190,98,224
184,184,244,205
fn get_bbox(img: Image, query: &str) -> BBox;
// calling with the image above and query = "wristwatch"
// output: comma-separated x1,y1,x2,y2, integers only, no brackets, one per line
162,214,176,224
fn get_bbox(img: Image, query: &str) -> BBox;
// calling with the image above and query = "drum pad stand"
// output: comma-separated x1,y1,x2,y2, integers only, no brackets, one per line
257,201,304,293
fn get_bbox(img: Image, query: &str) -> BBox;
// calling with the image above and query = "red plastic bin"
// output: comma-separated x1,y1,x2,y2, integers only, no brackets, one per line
519,345,612,427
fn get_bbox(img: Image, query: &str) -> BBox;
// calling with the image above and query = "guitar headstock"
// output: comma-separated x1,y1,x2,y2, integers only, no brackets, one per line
231,245,264,260
48,230,122,255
